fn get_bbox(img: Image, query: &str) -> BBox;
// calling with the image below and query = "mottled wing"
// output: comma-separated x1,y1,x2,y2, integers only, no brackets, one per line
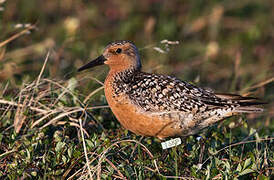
128,72,220,113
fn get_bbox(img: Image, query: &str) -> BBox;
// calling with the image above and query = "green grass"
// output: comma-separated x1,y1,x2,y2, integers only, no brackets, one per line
0,0,273,179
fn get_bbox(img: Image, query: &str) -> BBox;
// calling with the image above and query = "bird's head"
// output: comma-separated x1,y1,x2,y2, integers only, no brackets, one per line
78,40,141,72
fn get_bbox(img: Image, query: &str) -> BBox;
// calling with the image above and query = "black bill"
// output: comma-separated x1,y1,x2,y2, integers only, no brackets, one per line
78,55,106,72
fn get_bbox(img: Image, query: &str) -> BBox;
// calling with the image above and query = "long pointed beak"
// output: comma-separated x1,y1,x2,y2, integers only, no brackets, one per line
78,55,106,72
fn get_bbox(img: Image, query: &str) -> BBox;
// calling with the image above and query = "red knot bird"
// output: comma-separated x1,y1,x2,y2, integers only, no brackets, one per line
78,40,265,139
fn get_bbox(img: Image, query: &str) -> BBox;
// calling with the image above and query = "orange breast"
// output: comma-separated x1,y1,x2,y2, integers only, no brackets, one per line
104,74,182,139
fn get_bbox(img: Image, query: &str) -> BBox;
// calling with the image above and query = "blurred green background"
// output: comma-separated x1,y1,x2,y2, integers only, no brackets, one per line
0,0,273,179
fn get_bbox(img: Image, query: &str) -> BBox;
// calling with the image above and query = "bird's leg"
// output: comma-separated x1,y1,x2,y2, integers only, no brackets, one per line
198,136,205,164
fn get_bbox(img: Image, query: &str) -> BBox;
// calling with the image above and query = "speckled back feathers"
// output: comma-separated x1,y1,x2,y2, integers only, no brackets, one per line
111,69,242,114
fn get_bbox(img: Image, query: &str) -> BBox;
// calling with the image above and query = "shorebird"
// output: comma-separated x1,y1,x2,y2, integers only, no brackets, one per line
78,40,264,139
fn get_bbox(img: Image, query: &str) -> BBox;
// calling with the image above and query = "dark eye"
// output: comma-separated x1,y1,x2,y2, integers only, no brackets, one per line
116,48,122,54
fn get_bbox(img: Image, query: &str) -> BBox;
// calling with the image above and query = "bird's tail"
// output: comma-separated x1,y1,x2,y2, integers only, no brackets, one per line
215,93,266,113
